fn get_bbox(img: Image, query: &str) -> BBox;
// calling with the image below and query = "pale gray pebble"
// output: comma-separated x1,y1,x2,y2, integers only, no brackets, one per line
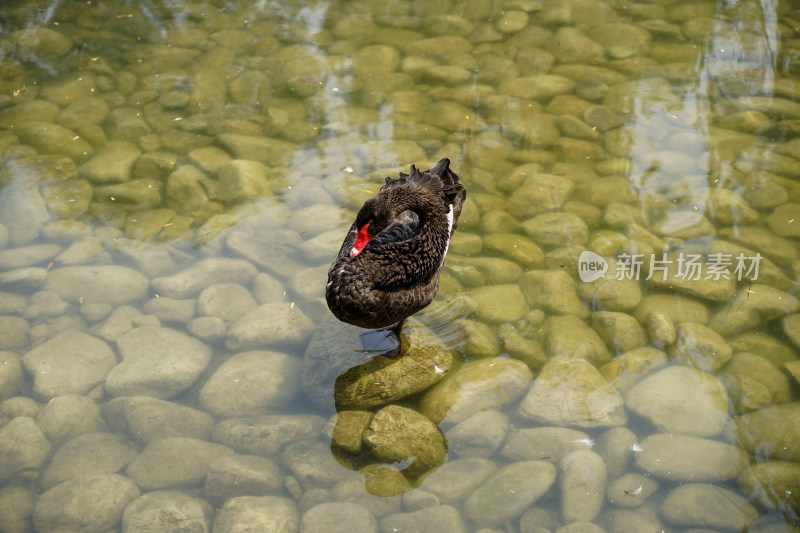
110,239,178,278
151,257,258,299
281,440,350,490
212,414,326,456
225,301,315,352
0,350,24,400
213,495,299,533
204,454,284,506
252,272,287,303
300,229,342,264
199,350,302,417
595,427,637,478
142,296,196,324
0,417,52,481
122,490,211,533
90,306,143,342
40,431,140,490
464,461,557,528
0,243,62,270
0,397,40,424
446,410,509,458
381,504,466,533
559,450,607,523
300,502,378,533
79,302,112,322
290,264,328,301
126,437,232,491
419,457,497,505
297,488,331,513
104,395,214,445
634,433,748,482
607,473,659,508
227,230,306,278
34,394,101,444
0,267,47,290
0,183,49,245
22,330,116,400
43,265,149,305
33,474,140,533
555,522,606,533
105,325,211,400
0,485,35,533
501,426,594,463
0,223,8,249
402,488,440,512
592,311,647,355
0,290,27,314
520,507,559,533
197,282,257,322
659,484,759,531
23,290,68,321
187,316,227,343
0,315,29,350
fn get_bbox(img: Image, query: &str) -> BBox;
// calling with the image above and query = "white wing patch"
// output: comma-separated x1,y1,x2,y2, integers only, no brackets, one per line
440,205,454,269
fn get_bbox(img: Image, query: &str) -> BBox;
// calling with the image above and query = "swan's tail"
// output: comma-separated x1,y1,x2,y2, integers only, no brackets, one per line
389,158,467,233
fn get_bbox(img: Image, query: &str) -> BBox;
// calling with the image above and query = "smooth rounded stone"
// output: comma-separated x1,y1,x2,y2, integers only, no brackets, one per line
500,426,595,463
718,225,799,266
0,181,50,246
652,211,714,240
0,351,23,400
0,316,28,350
24,290,68,321
0,244,61,270
40,432,140,490
90,305,144,342
80,140,141,184
105,325,212,400
519,356,627,428
152,258,257,299
10,27,73,59
33,394,99,444
766,203,800,237
467,284,529,324
126,437,232,490
479,209,517,234
634,433,747,483
216,133,298,166
200,350,302,417
739,461,800,512
521,212,589,247
381,505,466,533
139,296,194,325
599,347,669,393
205,454,283,506
300,229,343,264
0,484,35,533
104,395,214,445
226,302,314,352
248,273,284,304
519,269,589,318
645,311,676,347
495,9,529,33
668,322,732,372
281,439,350,490
733,403,800,461
16,122,93,160
0,416,51,480
560,450,606,523
710,284,800,336
458,319,501,358
464,461,557,527
186,316,226,343
578,275,641,312
363,405,446,477
226,231,306,279
300,502,378,533
607,473,659,508
33,473,139,533
418,458,497,505
419,357,532,425
353,43,401,78
358,463,413,498
588,23,651,59
212,414,325,456
197,283,258,322
43,265,147,307
218,160,273,202
543,315,611,365
0,268,45,290
592,311,647,354
545,27,604,64
722,352,792,404
633,293,709,325
0,398,40,423
595,427,638,478
659,484,758,532
625,366,728,437
304,316,449,411
645,256,737,304
482,233,544,268
445,410,509,458
22,330,116,400
122,490,210,533
506,172,574,218
213,495,298,533
499,74,576,101
451,256,522,284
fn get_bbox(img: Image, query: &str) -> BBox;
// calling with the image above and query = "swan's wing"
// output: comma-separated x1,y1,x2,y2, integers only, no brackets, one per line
368,210,420,247
333,222,358,261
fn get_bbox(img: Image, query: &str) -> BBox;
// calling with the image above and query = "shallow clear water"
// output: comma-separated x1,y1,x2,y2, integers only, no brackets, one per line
1,0,800,531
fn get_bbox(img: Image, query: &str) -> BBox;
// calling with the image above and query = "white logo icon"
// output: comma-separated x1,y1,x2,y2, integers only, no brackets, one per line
578,251,608,282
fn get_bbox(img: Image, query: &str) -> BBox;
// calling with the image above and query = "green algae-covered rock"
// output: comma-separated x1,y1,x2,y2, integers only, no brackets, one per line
734,402,800,462
363,405,446,478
